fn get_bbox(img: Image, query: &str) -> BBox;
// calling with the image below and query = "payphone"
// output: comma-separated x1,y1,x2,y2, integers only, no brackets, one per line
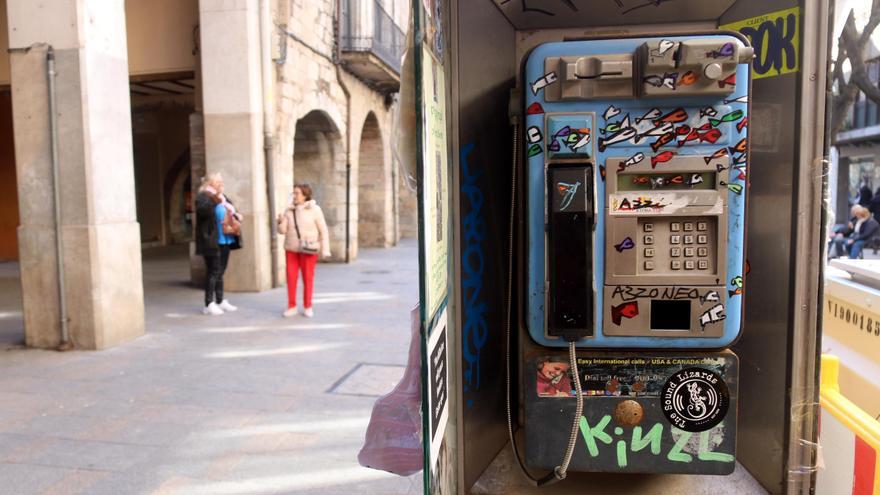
515,34,753,479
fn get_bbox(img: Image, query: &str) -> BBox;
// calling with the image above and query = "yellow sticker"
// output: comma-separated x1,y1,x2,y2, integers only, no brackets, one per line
720,6,800,80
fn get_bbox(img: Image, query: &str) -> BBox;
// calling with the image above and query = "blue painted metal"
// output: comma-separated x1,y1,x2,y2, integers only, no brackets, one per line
524,36,749,348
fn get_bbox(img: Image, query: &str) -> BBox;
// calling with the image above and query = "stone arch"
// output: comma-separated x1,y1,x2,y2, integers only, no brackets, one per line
293,110,346,262
357,112,389,248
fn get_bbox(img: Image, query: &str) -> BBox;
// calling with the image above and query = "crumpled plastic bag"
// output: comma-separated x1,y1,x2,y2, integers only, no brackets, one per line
357,304,424,476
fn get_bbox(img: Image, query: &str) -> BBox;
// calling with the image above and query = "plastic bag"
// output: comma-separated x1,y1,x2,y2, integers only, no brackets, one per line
357,304,424,476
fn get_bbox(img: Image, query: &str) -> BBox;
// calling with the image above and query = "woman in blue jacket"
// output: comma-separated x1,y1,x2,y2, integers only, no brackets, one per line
195,173,241,315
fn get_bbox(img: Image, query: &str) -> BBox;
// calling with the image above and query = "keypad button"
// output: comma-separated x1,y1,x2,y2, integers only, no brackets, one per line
644,235,654,245
644,261,655,270
644,248,655,258
684,222,694,231
684,247,695,257
671,222,681,232
671,260,682,270
670,235,681,244
697,222,708,231
698,247,709,257
683,235,694,244
670,247,681,257
643,223,654,232
684,260,695,270
698,260,708,270
697,235,708,244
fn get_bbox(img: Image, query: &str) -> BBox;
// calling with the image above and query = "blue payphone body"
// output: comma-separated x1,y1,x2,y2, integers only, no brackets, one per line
524,35,750,349
519,35,753,477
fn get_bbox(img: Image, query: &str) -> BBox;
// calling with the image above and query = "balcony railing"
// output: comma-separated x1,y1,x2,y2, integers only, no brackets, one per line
341,0,405,87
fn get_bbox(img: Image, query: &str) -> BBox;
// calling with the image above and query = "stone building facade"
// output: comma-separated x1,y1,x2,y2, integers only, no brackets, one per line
0,0,415,349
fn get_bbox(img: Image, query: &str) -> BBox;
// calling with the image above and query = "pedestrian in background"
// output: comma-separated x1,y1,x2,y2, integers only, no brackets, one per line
195,172,242,315
859,180,874,207
831,205,879,260
277,184,331,318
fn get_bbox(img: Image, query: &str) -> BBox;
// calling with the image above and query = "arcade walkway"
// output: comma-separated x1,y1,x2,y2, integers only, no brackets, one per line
0,241,421,495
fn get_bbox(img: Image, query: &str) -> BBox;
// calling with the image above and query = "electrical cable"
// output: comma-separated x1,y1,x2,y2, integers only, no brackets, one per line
505,120,586,488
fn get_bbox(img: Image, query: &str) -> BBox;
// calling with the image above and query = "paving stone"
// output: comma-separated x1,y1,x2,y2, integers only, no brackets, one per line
0,240,421,494
0,463,76,495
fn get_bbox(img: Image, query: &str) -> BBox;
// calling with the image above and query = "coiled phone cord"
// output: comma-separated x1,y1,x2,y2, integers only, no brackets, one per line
505,120,585,487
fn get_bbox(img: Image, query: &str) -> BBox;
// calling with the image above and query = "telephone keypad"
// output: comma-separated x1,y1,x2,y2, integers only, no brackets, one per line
634,217,717,275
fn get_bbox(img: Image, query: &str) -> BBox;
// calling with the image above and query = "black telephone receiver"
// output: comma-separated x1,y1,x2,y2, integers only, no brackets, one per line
547,165,593,342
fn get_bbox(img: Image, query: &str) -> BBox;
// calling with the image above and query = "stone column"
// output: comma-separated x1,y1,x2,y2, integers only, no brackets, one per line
199,0,271,292
7,0,145,349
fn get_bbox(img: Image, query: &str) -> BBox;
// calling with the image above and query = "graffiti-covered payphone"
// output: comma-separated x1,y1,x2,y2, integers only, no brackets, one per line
519,34,753,477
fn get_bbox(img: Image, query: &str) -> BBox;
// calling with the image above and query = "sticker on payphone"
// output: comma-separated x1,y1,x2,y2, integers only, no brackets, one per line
525,351,739,475
524,35,750,349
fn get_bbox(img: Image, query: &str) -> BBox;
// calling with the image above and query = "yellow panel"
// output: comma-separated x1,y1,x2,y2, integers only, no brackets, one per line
720,7,800,80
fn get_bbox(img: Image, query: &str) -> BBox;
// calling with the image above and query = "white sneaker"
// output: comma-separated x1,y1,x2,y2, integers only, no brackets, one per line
303,307,314,318
203,302,224,315
219,300,238,312
283,307,298,318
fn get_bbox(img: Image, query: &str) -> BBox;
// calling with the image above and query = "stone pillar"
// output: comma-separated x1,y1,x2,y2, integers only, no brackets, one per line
199,0,271,291
7,0,145,349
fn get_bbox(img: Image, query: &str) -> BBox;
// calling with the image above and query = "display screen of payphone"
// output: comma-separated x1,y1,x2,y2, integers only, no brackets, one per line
548,166,593,339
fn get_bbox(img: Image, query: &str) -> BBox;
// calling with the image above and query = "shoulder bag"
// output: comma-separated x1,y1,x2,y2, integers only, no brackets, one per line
292,209,320,254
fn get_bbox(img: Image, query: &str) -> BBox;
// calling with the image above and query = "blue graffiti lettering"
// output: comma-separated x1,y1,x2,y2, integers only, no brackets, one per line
740,13,797,77
461,142,489,409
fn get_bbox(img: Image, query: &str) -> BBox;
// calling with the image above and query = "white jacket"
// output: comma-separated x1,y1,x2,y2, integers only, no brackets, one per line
277,200,331,257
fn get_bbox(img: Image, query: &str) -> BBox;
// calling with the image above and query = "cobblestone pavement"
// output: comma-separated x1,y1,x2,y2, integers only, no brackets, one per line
0,240,422,495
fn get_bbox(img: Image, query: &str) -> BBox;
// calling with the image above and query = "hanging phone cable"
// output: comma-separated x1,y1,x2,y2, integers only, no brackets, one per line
505,119,585,487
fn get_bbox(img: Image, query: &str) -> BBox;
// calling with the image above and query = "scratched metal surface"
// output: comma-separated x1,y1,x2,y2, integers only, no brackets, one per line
721,2,803,494
452,0,520,489
491,0,736,30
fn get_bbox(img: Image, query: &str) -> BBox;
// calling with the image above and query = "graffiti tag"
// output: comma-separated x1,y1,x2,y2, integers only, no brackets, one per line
460,142,489,408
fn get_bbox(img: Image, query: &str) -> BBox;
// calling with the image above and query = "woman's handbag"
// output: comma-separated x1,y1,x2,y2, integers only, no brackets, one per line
222,211,242,236
292,209,320,254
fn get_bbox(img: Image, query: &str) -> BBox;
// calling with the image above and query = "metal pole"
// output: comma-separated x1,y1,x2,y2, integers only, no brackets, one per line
786,0,831,491
335,0,353,263
259,0,279,287
47,47,71,349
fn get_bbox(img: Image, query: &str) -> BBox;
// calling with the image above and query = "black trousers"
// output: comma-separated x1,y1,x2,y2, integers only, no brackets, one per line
203,245,231,306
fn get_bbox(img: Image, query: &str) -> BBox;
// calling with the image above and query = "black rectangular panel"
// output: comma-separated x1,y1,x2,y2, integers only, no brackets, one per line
650,299,692,330
548,165,593,341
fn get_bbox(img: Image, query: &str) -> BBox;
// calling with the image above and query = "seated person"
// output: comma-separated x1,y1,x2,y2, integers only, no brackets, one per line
828,205,859,258
831,206,879,259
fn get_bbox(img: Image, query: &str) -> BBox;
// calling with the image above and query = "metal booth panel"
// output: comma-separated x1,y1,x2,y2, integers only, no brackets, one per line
451,0,519,489
491,0,736,31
